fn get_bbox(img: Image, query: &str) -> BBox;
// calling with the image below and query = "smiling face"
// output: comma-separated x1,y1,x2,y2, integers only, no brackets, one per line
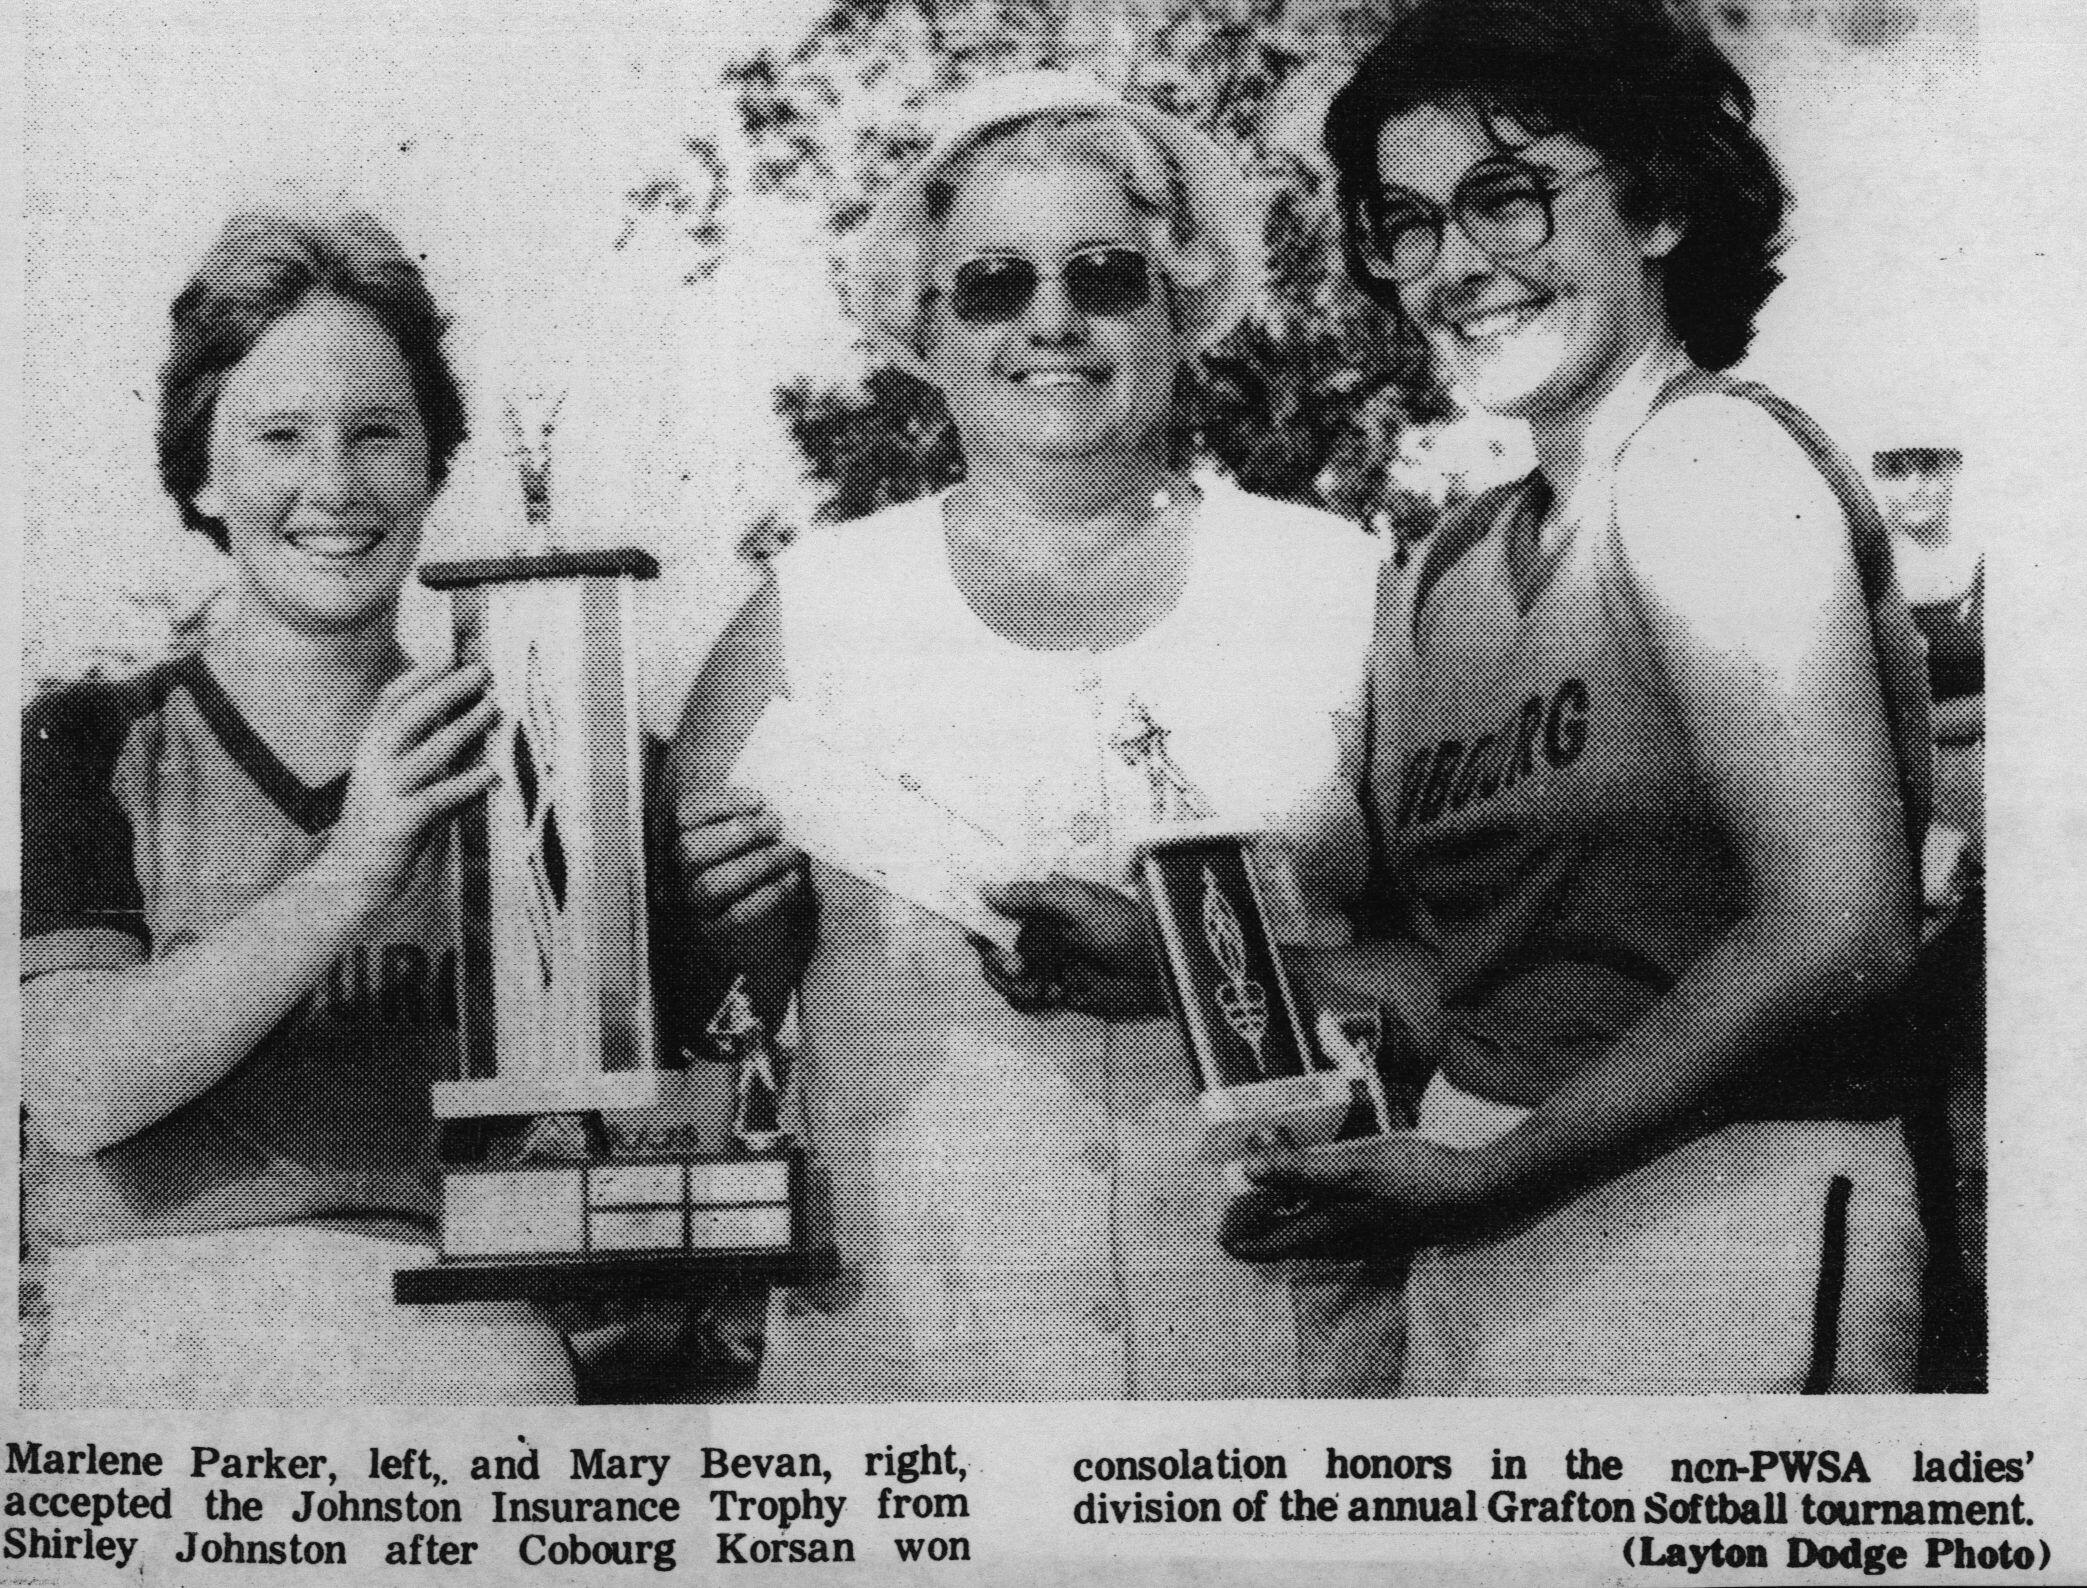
922,160,1183,479
1376,100,1678,429
198,293,433,636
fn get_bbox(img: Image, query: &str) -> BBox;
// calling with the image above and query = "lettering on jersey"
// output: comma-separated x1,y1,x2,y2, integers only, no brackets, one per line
1393,678,1589,831
287,946,459,1028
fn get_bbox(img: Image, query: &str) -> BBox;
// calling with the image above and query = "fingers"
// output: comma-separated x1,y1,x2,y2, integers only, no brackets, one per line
1242,1149,1366,1200
667,788,797,930
977,876,1054,919
406,762,500,823
1220,1198,1365,1263
385,663,494,750
671,787,805,926
397,695,500,786
1241,1122,1300,1155
976,942,1063,1014
980,872,1125,933
684,841,803,924
983,874,1156,993
676,799,784,873
676,787,769,829
704,863,804,934
973,937,1162,1019
374,659,451,711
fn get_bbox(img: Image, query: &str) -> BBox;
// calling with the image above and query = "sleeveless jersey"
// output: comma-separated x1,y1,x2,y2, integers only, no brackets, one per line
1361,380,1932,1110
755,475,1380,1400
21,653,451,1250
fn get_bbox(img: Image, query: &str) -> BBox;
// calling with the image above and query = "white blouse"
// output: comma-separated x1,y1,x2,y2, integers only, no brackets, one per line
758,475,1380,1401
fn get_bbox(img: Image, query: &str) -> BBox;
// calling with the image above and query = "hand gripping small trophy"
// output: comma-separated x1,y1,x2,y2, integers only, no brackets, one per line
1136,826,1395,1157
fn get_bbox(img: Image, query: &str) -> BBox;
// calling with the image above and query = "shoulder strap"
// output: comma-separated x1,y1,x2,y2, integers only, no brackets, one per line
1642,374,1934,869
1406,477,1534,648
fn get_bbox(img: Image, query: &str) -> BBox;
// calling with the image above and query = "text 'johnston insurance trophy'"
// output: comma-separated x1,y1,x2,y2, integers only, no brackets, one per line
394,396,825,1305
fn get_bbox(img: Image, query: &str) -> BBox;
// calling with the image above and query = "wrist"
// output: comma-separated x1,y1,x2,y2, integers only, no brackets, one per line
1443,1144,1503,1223
1457,1117,1585,1231
304,837,398,925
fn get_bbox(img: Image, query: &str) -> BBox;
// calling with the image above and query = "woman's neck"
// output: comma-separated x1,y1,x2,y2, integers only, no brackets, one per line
1529,334,1697,504
206,593,406,772
963,447,1179,530
944,454,1199,652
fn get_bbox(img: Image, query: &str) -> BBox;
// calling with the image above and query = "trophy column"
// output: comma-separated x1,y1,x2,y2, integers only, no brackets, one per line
395,549,829,1303
1136,826,1396,1157
431,549,663,1122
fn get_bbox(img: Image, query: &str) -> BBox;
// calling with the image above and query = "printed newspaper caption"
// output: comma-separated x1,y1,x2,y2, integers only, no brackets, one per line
1,1435,2055,1575
1,1437,975,1571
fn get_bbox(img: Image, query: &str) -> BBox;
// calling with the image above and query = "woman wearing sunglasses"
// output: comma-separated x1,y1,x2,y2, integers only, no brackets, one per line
1222,0,1937,1394
664,70,1380,1400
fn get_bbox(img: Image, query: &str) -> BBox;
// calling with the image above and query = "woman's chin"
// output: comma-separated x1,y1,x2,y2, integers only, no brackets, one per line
250,583,405,638
986,427,1125,466
959,406,1167,473
1449,351,1564,421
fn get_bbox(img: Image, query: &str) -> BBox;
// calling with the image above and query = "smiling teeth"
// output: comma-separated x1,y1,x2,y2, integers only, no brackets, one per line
1457,304,1540,339
288,532,383,557
1018,371,1099,388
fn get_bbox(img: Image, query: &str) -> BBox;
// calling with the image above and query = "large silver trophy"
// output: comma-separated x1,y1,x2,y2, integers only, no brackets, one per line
395,396,822,1303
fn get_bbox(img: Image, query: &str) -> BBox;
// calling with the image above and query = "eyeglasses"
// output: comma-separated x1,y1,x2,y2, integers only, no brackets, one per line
941,247,1156,325
1349,160,1612,290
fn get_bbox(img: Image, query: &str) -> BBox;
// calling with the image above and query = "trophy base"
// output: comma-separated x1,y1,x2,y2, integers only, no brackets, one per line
392,1246,837,1305
396,1152,832,1304
1195,1071,1385,1160
432,1072,661,1119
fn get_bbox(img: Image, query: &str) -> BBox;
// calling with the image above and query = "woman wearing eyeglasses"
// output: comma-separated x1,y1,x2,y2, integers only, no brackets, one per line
1222,0,1936,1394
663,71,1381,1399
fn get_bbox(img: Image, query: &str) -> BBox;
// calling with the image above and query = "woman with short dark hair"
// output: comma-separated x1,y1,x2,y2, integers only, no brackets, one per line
22,206,576,1406
1322,0,1789,374
156,207,470,548
1226,0,1936,1394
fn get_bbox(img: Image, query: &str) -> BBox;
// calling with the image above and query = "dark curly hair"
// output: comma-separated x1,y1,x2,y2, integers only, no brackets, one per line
1325,0,1788,371
158,207,468,550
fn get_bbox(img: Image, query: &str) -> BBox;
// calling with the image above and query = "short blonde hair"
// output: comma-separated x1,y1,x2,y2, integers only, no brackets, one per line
850,74,1261,373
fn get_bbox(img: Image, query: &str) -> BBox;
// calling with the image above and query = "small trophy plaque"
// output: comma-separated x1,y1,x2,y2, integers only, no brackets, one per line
393,397,827,1305
1137,826,1393,1158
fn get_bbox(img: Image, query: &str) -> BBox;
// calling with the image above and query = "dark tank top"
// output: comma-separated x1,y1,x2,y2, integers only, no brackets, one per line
1360,376,1933,1113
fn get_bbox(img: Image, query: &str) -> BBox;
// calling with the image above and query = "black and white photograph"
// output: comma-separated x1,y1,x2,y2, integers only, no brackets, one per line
6,0,2077,1579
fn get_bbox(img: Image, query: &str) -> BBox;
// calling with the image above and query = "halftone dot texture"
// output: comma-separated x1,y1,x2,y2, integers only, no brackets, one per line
30,1226,574,1408
849,69,1262,380
735,473,1381,1401
18,657,573,1407
1357,373,1937,1392
1399,1080,1924,1394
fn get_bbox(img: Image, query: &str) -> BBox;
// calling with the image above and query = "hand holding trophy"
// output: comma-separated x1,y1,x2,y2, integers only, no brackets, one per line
394,388,824,1305
1135,827,1396,1161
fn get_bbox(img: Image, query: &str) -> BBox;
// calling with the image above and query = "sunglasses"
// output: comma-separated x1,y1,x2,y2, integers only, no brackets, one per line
1350,159,1611,290
942,247,1156,325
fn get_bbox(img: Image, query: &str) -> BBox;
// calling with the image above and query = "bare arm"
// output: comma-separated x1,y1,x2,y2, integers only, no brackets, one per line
1234,398,1918,1253
24,663,497,1155
657,575,814,1028
1488,398,1918,1193
27,868,396,1155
